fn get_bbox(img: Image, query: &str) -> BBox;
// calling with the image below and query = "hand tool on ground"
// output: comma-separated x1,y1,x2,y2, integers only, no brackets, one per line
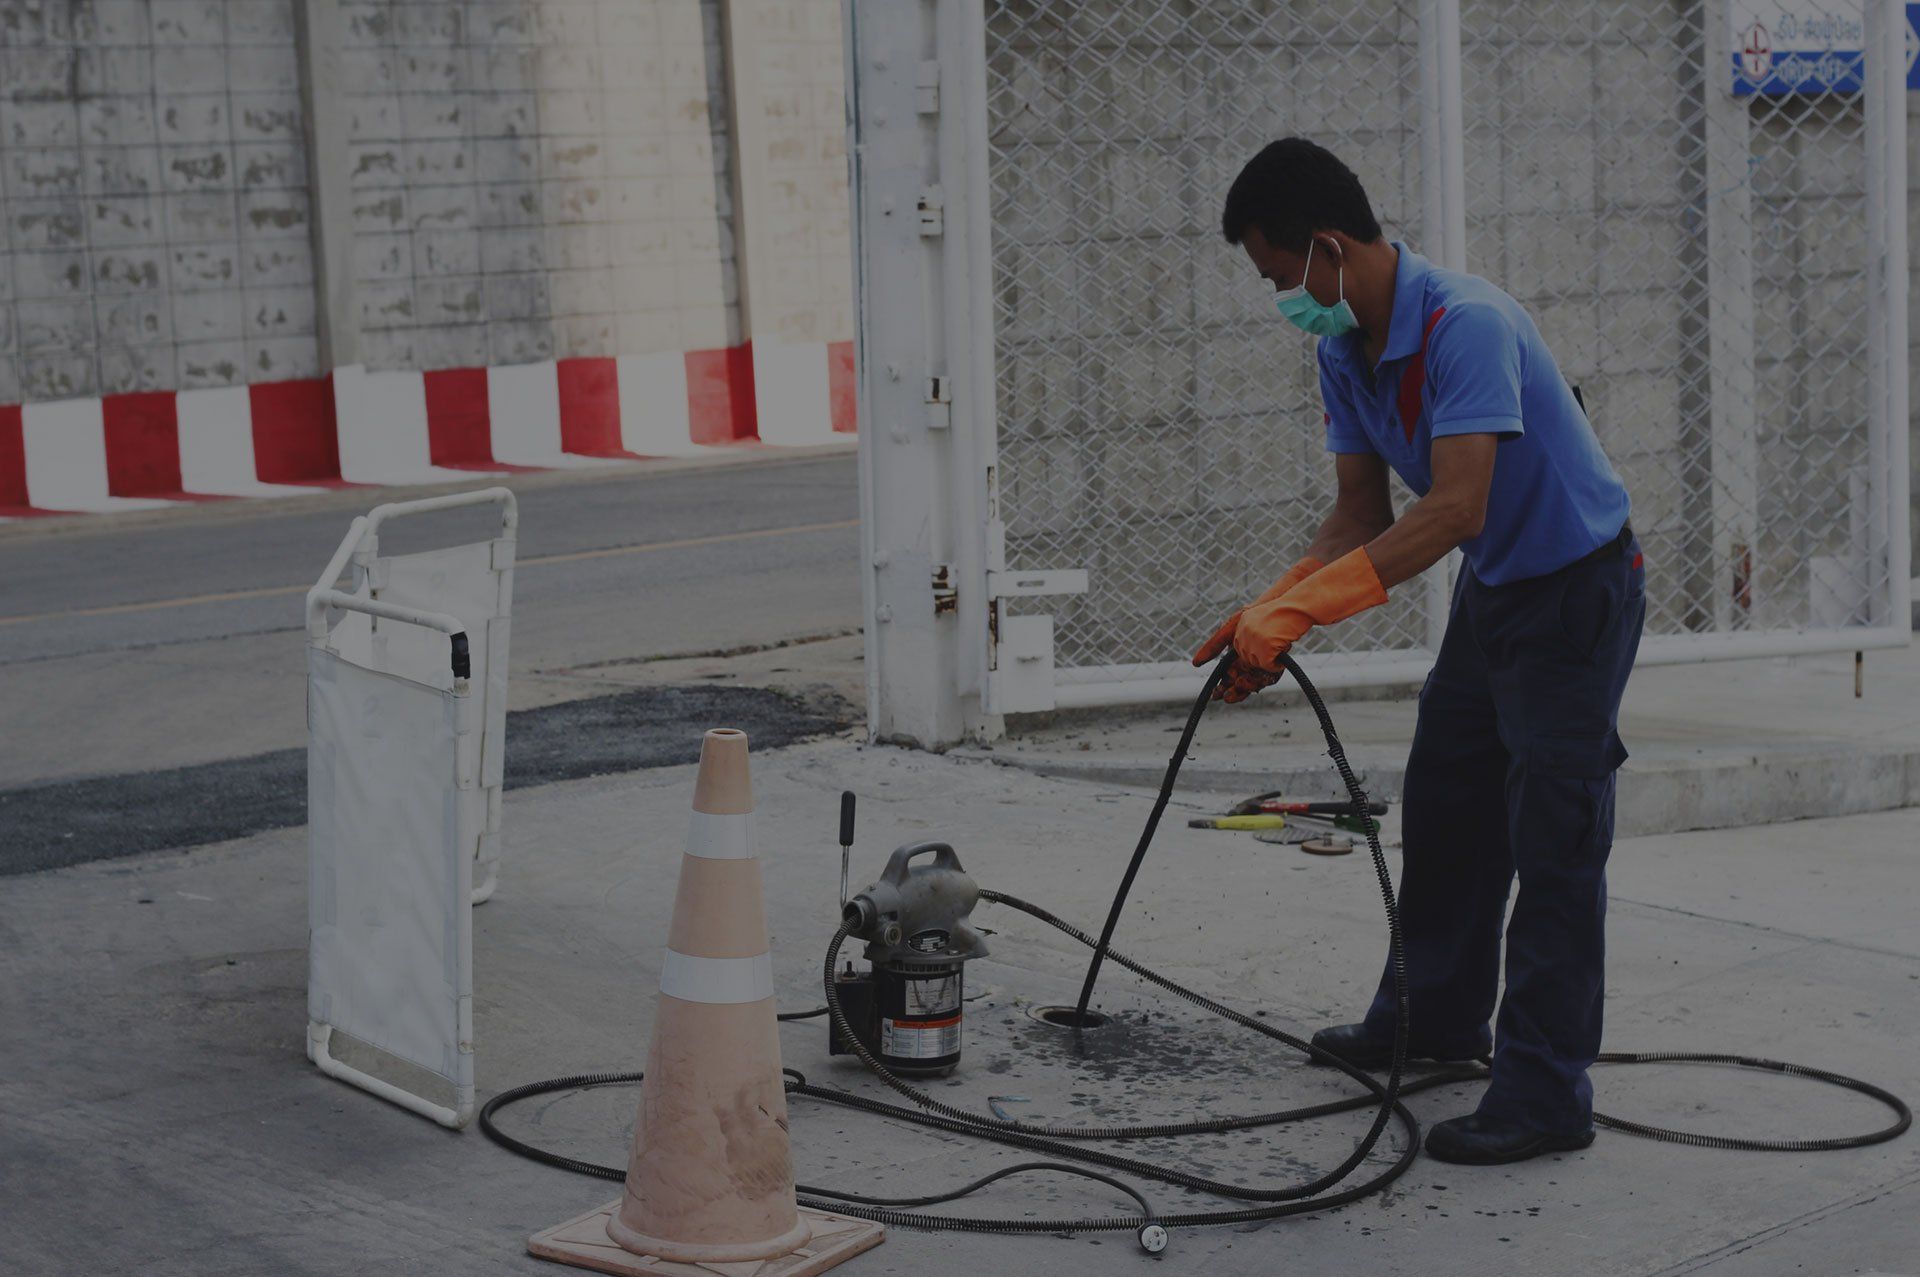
1228,792,1388,817
1187,814,1290,831
1275,809,1380,835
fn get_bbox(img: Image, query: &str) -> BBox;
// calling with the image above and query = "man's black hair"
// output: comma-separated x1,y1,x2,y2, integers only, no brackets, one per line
1220,137,1384,249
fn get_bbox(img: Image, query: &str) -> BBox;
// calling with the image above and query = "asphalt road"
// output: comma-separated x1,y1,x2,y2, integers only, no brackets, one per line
0,452,863,795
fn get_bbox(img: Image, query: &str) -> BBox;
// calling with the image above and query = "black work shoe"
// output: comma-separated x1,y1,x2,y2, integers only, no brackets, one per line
1425,1113,1596,1165
1307,1022,1483,1071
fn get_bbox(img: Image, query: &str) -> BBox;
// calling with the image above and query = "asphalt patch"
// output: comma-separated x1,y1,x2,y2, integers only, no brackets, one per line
0,684,852,876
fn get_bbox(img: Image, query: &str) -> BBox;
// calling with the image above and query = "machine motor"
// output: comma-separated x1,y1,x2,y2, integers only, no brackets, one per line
831,841,987,1077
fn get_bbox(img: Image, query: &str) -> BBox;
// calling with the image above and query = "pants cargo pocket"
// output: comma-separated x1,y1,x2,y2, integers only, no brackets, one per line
1529,732,1628,779
1526,732,1629,857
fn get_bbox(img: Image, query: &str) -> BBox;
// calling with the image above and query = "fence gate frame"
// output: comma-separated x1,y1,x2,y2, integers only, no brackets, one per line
849,0,1910,749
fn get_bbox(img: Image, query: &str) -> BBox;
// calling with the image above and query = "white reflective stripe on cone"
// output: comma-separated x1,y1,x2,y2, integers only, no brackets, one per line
685,811,756,860
659,950,774,1004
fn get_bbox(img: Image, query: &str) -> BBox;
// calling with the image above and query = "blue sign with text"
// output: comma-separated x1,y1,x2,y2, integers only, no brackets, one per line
1731,3,1867,96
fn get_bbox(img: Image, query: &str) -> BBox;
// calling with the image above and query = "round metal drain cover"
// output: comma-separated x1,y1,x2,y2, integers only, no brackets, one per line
1028,1005,1113,1030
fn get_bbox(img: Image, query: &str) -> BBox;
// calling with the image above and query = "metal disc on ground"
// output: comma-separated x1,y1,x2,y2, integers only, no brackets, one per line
1300,835,1355,856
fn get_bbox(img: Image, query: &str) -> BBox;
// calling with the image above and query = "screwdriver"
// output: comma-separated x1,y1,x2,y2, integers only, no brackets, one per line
1189,812,1380,834
1188,814,1290,831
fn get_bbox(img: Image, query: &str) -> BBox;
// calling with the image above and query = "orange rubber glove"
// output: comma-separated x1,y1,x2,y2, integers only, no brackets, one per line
1191,556,1324,667
1231,546,1389,674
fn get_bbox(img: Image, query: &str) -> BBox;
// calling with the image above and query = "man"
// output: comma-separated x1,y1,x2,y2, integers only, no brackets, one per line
1196,137,1646,1165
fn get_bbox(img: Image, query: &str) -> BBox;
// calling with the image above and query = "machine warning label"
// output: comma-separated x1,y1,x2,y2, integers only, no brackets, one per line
903,975,960,1016
882,1015,962,1059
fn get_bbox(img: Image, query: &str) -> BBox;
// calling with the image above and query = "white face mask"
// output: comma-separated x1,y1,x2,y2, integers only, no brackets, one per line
1274,239,1359,337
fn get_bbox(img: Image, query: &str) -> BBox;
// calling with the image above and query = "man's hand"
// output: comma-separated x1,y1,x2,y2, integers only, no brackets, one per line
1191,555,1323,668
1231,546,1389,673
1218,662,1280,703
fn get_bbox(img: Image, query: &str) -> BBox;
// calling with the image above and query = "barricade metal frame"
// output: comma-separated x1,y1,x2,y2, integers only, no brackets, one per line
303,488,516,1128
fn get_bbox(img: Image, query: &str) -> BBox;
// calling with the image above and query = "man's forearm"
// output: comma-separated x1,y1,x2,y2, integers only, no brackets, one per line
1360,491,1479,589
1349,434,1497,590
1306,506,1391,567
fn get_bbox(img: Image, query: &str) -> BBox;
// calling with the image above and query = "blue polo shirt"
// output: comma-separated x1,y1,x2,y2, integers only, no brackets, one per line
1318,245,1630,585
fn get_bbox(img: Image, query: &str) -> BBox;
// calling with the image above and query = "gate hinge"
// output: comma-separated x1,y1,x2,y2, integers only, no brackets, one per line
931,563,958,615
915,60,940,113
926,375,951,430
917,187,944,237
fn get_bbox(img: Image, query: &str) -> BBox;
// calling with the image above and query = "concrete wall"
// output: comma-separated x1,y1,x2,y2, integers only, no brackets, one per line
333,0,739,372
0,0,858,513
723,0,850,347
0,0,319,402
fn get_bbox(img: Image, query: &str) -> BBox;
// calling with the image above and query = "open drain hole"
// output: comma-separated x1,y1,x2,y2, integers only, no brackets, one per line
1029,1005,1113,1030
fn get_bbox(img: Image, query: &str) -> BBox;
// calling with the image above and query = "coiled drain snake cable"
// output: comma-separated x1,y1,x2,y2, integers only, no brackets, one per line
481,652,1910,1245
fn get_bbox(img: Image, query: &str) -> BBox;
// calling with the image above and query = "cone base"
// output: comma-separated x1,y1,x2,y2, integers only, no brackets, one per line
607,1207,811,1264
529,1199,884,1277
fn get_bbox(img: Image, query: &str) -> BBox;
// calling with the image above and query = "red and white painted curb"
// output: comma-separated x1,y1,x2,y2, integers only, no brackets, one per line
0,342,855,518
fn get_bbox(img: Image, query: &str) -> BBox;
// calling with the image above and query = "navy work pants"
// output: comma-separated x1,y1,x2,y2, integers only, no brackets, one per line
1362,531,1645,1134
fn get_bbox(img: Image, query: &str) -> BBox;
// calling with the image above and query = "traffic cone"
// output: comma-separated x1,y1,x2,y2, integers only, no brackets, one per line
529,728,884,1276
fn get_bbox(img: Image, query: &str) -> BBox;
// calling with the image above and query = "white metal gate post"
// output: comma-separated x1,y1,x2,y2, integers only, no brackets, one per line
1702,0,1759,635
1867,0,1913,632
848,0,1001,747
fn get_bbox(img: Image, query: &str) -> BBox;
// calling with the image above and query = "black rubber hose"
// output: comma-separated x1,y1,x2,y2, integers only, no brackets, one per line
1590,1052,1909,1151
812,1161,1154,1216
1070,653,1230,1021
475,1077,1155,1217
479,650,1910,1236
776,1006,828,1021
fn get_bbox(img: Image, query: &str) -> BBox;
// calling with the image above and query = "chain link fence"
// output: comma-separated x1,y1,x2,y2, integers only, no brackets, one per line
986,1,1433,671
1461,0,1880,640
980,0,1897,683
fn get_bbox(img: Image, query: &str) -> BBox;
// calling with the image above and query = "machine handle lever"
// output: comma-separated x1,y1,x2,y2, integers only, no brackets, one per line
838,791,856,908
879,840,960,885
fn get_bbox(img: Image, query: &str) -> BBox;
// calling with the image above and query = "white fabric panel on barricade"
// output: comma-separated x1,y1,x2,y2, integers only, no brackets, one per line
375,537,514,898
307,645,477,1125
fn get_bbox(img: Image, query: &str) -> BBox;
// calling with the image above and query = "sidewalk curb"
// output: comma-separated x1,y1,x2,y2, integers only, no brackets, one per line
959,739,1920,839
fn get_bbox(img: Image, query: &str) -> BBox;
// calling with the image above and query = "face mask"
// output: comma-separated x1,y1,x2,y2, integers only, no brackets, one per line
1274,238,1359,337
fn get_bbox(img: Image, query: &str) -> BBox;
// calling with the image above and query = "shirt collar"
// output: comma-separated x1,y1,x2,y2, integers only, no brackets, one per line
1322,242,1430,370
1377,242,1431,364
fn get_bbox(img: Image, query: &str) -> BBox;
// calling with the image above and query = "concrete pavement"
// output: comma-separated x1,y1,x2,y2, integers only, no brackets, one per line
2,730,1914,1276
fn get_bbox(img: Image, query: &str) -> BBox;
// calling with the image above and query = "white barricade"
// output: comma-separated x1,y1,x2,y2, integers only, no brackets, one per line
304,488,516,1129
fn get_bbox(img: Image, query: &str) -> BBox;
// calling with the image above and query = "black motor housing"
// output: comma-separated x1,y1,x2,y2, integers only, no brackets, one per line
872,956,964,1075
